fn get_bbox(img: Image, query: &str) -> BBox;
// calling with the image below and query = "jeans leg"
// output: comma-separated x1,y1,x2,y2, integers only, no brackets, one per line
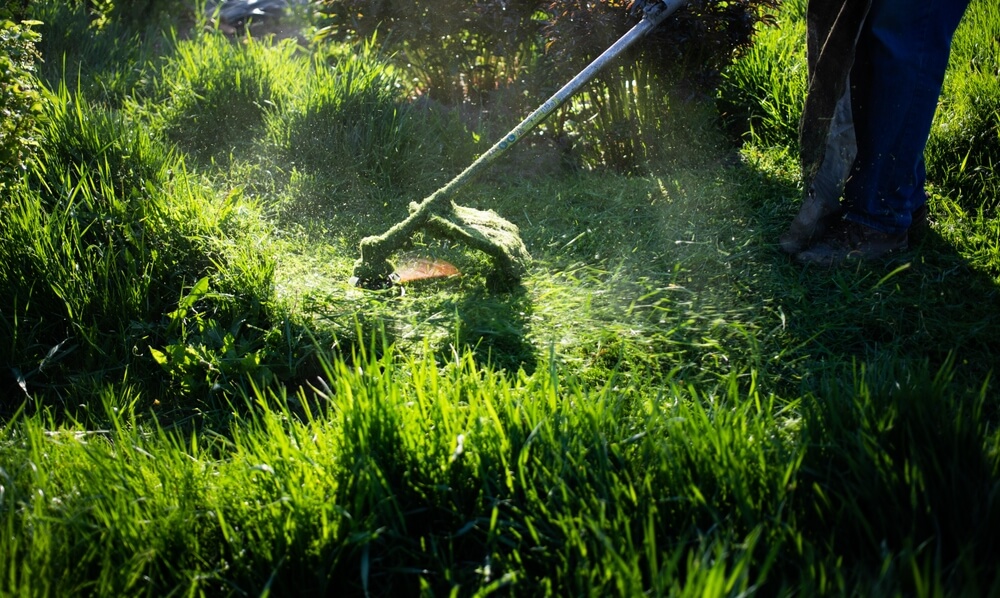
842,0,970,234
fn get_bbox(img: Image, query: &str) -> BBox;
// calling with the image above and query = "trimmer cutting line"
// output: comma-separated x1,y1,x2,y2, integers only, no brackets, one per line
350,0,688,290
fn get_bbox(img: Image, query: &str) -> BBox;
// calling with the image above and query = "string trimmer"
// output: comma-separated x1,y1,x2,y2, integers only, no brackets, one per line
350,0,687,289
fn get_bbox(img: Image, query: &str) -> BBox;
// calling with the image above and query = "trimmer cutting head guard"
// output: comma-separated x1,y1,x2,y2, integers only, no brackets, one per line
350,199,531,290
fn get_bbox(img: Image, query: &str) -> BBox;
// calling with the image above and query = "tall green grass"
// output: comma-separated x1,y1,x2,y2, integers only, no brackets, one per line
798,359,1000,594
715,9,806,151
927,0,1000,214
2,347,996,595
0,78,278,409
147,30,297,162
267,39,416,189
142,28,477,228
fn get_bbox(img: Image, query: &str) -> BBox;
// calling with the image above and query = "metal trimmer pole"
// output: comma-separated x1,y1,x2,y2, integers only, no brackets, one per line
352,0,687,288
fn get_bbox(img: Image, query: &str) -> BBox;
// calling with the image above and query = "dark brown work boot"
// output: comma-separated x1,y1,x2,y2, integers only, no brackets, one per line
779,190,844,254
795,220,908,266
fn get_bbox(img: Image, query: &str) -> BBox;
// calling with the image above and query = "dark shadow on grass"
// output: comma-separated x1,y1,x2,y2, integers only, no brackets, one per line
723,151,998,394
789,356,1000,593
438,284,538,375
776,225,1000,389
730,159,1000,589
780,230,1000,589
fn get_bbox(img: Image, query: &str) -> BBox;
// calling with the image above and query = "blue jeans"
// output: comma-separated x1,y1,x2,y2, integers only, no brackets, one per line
843,0,971,234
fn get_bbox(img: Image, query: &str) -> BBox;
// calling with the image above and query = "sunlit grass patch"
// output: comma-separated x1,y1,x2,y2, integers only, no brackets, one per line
266,39,411,186
0,345,805,595
146,31,300,162
4,343,994,595
1,78,280,410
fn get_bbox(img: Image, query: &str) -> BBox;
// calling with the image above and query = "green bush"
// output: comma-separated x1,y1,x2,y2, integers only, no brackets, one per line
319,0,780,173
85,0,186,31
0,1,30,22
0,18,44,192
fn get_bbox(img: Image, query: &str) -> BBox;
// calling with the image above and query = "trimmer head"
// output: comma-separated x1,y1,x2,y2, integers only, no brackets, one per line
350,200,530,290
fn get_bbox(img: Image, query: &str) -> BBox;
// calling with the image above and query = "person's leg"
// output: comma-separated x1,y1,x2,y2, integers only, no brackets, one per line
779,87,856,254
842,0,970,234
779,0,870,255
795,0,971,265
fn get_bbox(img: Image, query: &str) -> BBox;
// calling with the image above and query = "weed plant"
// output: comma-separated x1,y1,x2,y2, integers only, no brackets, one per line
541,0,780,173
549,65,738,174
